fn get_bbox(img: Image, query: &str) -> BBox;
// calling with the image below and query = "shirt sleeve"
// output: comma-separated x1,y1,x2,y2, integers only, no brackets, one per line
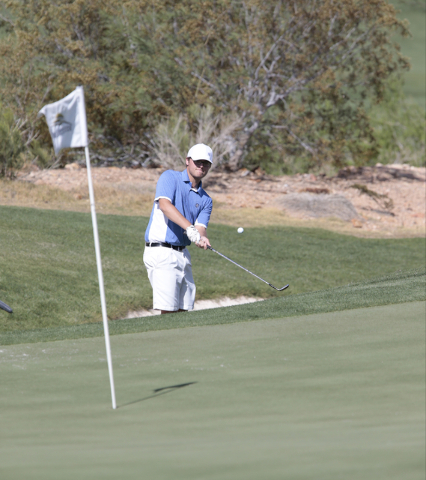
195,196,213,229
154,170,177,203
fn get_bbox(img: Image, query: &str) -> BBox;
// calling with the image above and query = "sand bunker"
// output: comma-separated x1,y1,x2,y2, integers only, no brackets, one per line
124,296,263,318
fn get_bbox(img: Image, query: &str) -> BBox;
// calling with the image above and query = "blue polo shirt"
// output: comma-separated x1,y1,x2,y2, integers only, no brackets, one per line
145,169,213,247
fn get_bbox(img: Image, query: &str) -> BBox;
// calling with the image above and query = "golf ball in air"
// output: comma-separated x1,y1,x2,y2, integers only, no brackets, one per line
237,227,244,233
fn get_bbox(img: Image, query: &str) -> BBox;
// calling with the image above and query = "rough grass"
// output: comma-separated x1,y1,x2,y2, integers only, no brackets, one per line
1,205,425,335
1,268,424,345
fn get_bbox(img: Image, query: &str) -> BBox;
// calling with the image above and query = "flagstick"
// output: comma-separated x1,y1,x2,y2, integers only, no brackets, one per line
84,146,117,410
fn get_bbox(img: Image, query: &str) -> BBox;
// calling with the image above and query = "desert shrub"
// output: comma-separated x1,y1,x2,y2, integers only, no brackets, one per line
1,0,409,172
28,140,54,169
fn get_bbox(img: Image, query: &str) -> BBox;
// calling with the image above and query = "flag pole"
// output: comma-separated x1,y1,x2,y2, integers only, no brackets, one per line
38,86,117,409
84,145,117,410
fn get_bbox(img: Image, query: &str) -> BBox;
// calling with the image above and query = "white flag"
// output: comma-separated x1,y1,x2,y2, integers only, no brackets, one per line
38,86,88,154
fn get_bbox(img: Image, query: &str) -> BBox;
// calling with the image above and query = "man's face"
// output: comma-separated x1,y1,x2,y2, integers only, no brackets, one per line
186,157,212,180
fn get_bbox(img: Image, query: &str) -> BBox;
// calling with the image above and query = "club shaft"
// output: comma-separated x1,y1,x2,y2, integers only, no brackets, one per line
207,246,284,290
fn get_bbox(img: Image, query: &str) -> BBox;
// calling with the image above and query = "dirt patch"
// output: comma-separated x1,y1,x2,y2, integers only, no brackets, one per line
2,162,425,238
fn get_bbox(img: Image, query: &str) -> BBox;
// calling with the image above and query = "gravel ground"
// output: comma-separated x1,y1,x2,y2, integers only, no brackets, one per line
14,162,425,237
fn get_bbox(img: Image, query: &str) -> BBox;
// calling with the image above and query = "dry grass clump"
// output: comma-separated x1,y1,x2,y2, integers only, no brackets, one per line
0,180,154,216
350,183,394,213
153,106,243,169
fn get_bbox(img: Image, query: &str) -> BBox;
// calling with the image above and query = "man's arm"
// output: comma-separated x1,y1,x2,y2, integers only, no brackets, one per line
158,198,210,249
158,198,191,230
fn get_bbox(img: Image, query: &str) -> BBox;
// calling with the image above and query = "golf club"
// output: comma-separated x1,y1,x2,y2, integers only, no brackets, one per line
0,300,13,313
207,246,289,291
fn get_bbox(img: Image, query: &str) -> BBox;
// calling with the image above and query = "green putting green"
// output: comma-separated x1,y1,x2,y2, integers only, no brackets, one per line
1,301,424,480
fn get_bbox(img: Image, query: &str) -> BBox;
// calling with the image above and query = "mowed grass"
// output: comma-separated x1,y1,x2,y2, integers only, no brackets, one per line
0,299,424,479
0,205,425,335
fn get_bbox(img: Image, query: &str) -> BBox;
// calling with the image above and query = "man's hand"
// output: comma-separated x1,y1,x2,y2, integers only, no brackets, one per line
194,225,211,250
186,225,201,243
196,235,211,250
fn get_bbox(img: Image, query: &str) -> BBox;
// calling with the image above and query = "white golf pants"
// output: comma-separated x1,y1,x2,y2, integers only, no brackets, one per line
143,246,196,311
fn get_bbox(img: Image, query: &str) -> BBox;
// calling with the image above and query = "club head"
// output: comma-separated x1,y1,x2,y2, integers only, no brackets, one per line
273,284,289,291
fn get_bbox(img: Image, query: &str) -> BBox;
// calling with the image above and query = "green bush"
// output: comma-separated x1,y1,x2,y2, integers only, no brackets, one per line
370,85,425,167
0,106,25,179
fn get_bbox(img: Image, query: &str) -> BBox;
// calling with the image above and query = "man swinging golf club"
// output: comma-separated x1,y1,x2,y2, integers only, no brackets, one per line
144,143,213,314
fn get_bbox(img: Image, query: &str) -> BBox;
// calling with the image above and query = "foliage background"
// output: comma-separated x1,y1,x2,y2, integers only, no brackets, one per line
0,0,424,175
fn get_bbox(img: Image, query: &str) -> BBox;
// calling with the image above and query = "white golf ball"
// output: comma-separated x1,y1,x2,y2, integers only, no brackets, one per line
237,227,244,234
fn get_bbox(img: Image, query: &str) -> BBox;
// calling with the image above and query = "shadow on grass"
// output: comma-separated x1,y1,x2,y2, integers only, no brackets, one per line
119,382,197,408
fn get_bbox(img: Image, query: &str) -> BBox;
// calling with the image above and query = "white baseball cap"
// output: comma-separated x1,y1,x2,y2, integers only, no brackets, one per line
187,143,213,164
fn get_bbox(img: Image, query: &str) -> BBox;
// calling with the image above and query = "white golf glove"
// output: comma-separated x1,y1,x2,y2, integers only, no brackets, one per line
186,225,201,244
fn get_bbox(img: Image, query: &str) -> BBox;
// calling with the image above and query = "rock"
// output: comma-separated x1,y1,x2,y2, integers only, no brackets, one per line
275,193,359,222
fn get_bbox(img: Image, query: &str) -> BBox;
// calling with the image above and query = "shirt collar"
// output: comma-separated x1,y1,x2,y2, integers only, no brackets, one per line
181,169,202,192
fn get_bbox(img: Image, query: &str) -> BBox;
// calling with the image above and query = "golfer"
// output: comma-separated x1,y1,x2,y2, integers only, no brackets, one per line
144,143,213,314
